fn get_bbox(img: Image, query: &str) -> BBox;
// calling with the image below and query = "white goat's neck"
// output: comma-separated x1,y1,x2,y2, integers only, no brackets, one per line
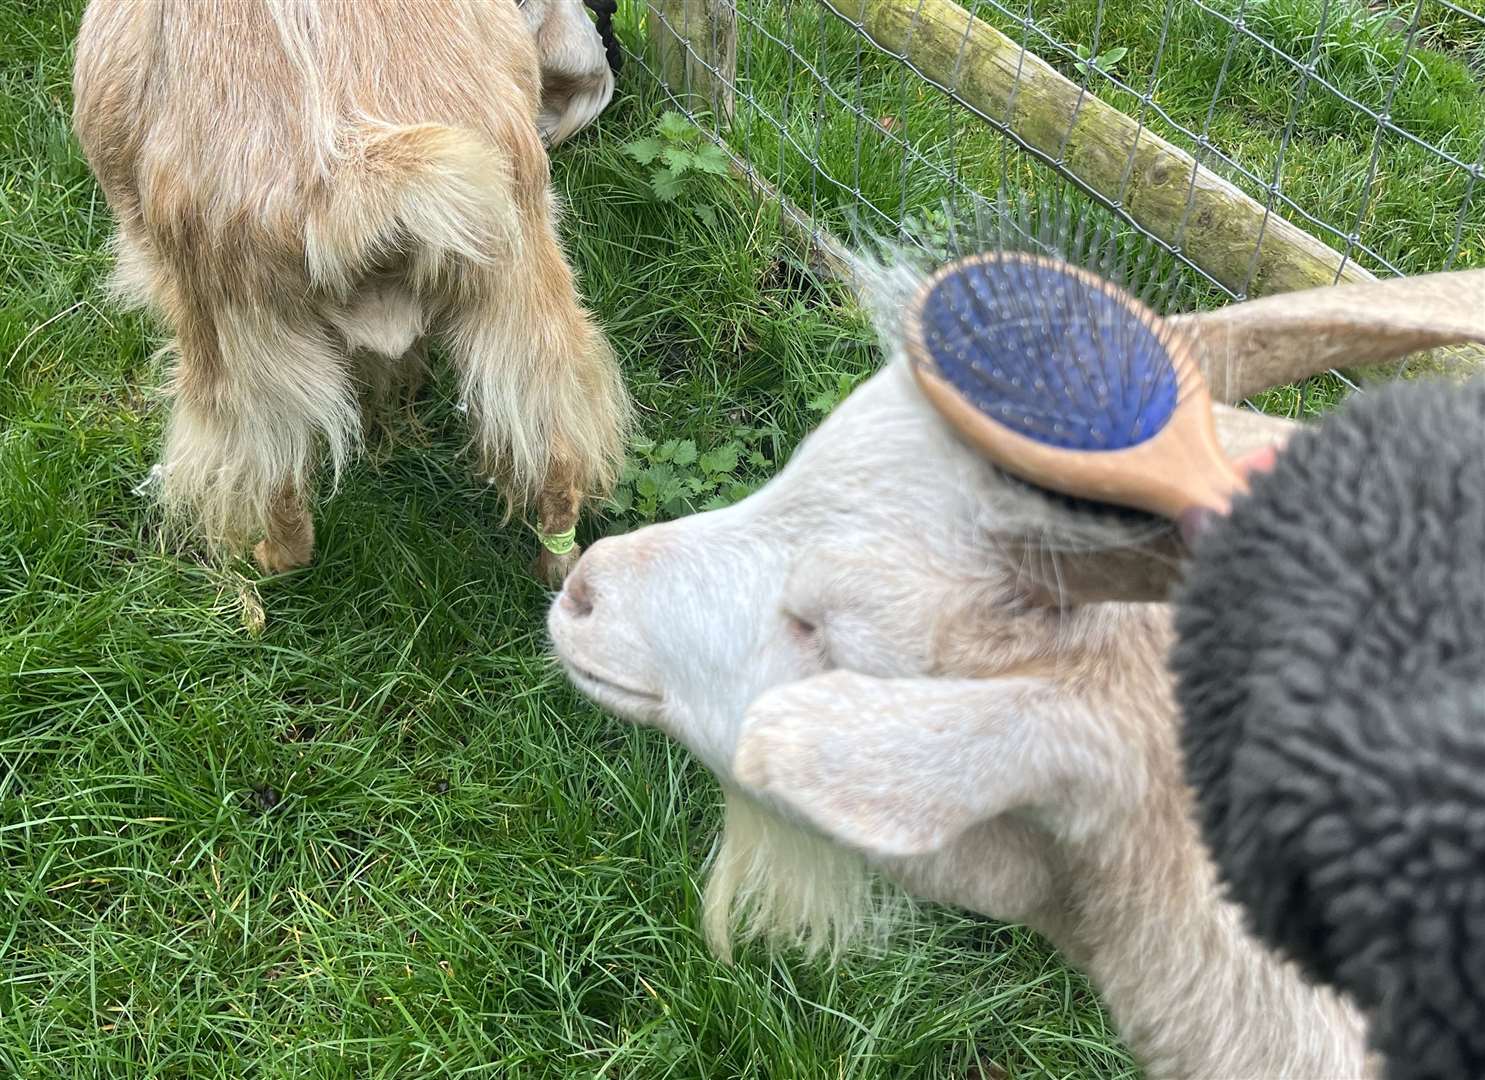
1055,611,1376,1080
937,601,1375,1077
1069,791,1373,1079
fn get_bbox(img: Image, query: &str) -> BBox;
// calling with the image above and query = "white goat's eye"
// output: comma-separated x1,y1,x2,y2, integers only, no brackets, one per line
784,612,819,642
784,612,832,667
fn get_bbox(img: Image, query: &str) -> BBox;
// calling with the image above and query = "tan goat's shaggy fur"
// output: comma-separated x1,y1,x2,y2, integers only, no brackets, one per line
73,0,630,578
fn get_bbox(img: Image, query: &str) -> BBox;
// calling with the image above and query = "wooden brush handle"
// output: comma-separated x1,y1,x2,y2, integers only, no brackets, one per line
1120,384,1250,520
913,364,1249,523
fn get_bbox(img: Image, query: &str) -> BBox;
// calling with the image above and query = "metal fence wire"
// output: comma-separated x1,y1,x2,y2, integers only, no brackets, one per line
619,0,1485,325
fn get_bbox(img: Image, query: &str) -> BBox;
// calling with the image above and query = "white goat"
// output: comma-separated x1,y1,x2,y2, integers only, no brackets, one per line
549,262,1485,1078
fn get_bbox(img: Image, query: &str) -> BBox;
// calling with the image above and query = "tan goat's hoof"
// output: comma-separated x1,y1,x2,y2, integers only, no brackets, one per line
532,544,581,588
253,535,314,575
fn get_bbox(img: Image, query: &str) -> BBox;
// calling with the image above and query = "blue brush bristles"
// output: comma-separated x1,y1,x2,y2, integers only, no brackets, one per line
919,255,1182,451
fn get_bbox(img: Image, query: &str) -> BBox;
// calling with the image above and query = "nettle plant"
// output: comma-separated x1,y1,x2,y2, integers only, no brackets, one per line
806,371,867,417
604,429,770,527
1073,43,1129,79
623,110,732,226
604,372,866,530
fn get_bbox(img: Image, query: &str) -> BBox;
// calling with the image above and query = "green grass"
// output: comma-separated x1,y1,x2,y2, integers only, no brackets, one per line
679,0,1483,410
4,0,1482,1075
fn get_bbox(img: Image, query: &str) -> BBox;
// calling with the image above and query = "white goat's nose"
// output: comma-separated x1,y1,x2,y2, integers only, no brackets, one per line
559,557,595,618
556,530,667,621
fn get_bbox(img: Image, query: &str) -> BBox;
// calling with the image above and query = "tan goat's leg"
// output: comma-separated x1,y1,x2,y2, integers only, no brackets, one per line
446,241,629,589
253,483,315,574
532,444,584,587
159,295,358,577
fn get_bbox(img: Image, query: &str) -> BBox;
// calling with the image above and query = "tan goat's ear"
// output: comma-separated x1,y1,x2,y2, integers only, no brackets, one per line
732,671,1073,858
1174,268,1485,405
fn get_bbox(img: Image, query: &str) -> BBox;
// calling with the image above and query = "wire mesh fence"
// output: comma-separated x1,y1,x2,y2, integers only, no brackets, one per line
617,0,1485,328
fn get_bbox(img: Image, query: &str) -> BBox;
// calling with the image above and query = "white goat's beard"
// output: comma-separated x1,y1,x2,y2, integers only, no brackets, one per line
701,793,909,964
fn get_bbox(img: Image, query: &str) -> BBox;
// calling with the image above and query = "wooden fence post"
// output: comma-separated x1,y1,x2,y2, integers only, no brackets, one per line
648,0,738,124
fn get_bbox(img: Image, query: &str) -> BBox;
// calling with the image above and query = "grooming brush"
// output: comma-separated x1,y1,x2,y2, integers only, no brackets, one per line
902,250,1247,532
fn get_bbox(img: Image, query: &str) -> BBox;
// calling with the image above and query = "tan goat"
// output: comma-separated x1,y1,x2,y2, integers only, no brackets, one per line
549,263,1485,1078
72,0,629,582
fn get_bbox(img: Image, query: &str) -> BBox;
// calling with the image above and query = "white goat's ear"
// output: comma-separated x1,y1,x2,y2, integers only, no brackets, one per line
1176,268,1485,405
733,670,1096,858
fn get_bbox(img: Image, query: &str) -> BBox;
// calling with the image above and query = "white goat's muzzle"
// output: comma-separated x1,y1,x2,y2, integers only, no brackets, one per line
548,533,668,724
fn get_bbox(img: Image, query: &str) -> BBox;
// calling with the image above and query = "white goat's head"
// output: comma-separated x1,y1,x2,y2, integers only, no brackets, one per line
520,0,617,148
548,262,1485,964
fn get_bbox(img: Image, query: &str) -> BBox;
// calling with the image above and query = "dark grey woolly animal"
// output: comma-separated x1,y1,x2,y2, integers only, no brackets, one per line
1172,378,1485,1080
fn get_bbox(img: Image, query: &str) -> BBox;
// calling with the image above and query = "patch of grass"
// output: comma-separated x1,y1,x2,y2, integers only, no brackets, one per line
688,0,1479,415
1421,0,1485,61
707,0,1484,292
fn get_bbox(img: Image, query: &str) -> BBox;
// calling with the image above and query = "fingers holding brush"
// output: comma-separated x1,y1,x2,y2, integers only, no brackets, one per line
1177,444,1282,548
1234,444,1280,479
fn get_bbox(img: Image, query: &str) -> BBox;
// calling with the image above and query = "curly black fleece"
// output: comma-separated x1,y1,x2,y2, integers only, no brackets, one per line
1171,377,1485,1080
583,0,623,75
